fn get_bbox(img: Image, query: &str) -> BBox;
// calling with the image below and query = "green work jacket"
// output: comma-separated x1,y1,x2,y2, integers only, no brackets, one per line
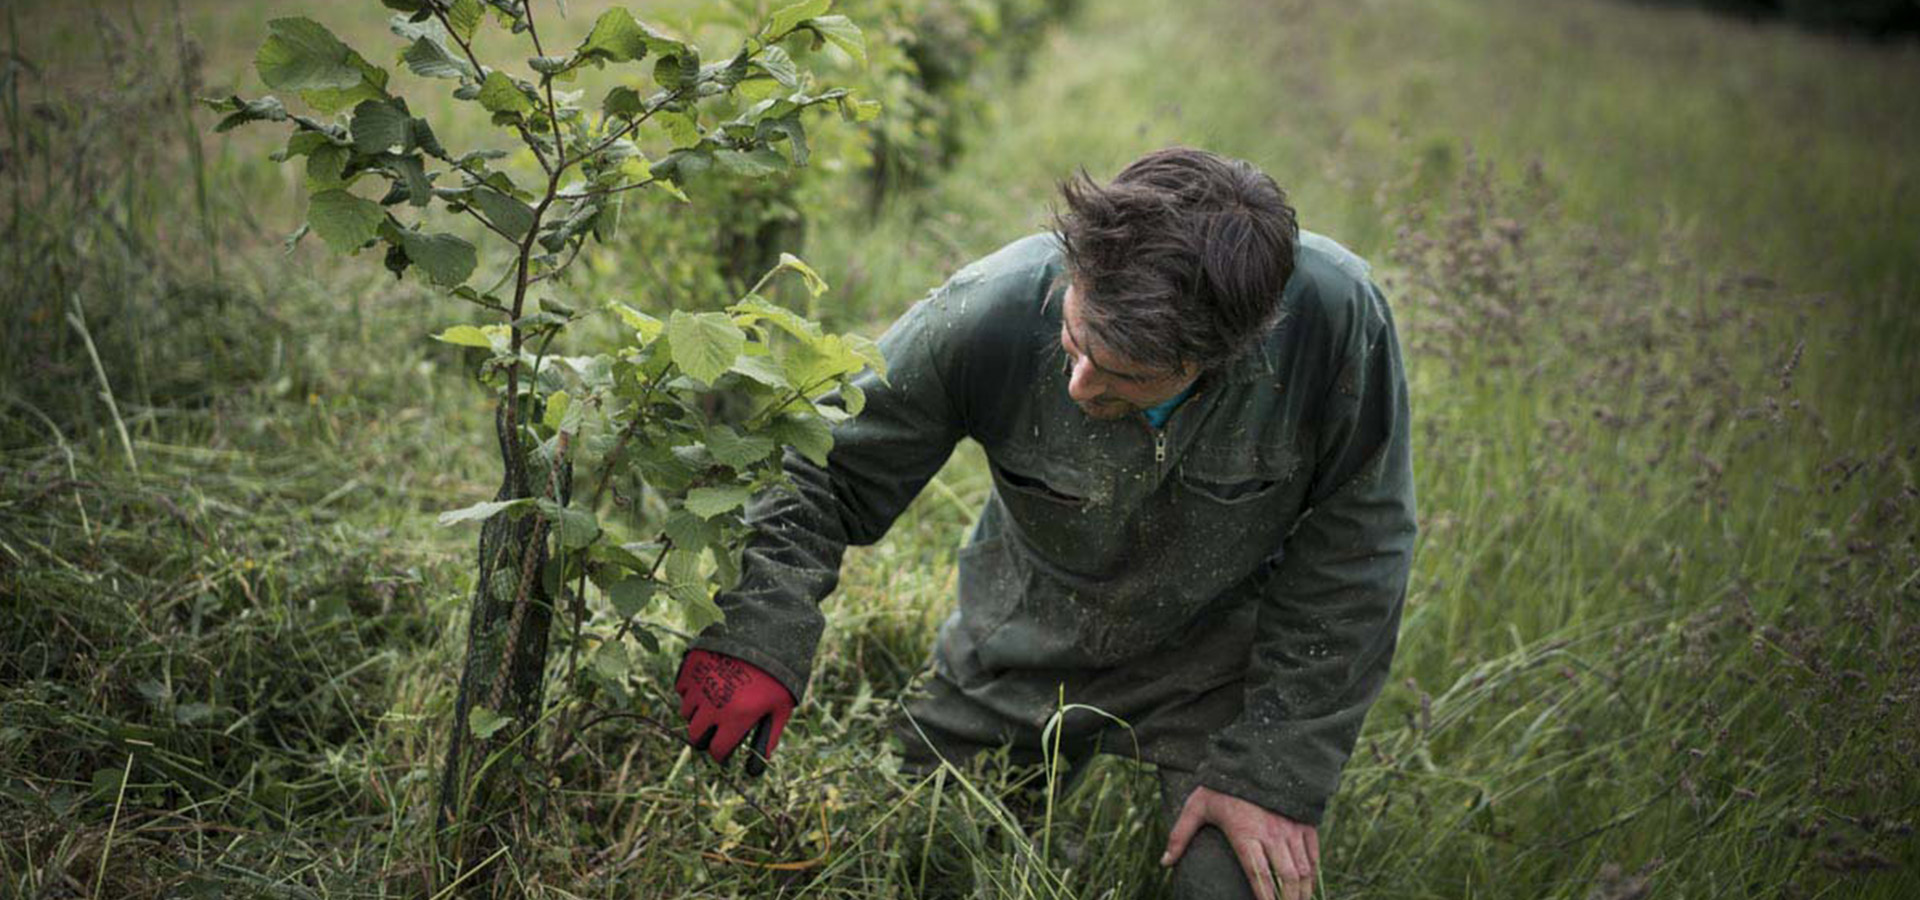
693,230,1417,826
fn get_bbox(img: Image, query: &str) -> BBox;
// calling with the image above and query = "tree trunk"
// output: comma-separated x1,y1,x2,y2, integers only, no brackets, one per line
436,400,567,892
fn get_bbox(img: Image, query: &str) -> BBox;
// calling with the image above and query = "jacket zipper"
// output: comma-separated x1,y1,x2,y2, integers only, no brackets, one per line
1139,413,1168,467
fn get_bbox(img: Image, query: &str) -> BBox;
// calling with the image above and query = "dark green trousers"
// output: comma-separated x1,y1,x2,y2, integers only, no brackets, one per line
894,671,1258,900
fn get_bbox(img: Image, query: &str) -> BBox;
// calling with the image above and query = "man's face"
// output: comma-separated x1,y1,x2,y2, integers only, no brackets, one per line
1059,281,1202,421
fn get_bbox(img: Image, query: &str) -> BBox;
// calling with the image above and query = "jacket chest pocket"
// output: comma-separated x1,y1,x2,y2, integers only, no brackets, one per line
1174,442,1302,508
986,451,1132,576
1167,447,1305,577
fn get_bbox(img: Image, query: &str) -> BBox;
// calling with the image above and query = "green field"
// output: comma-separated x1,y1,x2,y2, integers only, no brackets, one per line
3,0,1917,897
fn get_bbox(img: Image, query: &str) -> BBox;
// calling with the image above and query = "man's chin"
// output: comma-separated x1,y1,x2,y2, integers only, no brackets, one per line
1075,400,1135,421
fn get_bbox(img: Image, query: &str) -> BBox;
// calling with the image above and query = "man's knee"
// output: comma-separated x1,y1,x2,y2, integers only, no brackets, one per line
1168,824,1257,900
1159,769,1257,899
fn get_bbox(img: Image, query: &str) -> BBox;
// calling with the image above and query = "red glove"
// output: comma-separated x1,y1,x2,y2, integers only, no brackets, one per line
673,649,795,776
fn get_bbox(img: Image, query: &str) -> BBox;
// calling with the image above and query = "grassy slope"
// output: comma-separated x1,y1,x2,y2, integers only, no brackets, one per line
3,0,1916,897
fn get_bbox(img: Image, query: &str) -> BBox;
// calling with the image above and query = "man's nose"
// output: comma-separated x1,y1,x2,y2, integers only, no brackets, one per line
1067,357,1103,403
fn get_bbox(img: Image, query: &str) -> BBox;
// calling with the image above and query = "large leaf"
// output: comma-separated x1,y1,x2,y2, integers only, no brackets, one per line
307,189,385,253
705,426,777,468
537,499,601,550
397,230,477,285
433,324,492,348
667,310,746,385
807,15,866,67
713,147,786,178
770,414,834,467
767,0,832,38
350,99,412,154
579,9,649,63
578,9,682,65
685,484,753,519
665,550,724,631
255,18,364,92
610,302,664,345
306,143,350,187
303,57,390,114
780,333,863,391
403,35,474,80
606,577,657,618
476,70,533,115
446,0,484,43
467,706,512,740
472,188,534,238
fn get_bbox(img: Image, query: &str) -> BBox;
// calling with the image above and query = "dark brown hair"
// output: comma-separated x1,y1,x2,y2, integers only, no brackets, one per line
1051,147,1299,373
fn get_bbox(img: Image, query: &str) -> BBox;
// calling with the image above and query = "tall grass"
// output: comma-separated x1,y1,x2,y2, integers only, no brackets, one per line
3,0,1916,896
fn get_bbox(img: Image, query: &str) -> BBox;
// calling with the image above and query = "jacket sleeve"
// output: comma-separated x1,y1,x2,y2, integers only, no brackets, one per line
688,284,971,702
1196,278,1418,827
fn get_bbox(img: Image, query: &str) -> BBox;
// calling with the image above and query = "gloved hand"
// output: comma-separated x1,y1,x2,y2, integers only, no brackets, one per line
673,649,795,776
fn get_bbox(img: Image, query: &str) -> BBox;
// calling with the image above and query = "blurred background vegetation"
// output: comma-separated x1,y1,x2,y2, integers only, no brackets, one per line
1,0,1915,897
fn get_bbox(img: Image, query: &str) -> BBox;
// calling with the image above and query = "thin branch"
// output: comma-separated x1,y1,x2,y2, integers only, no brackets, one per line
519,0,568,179
527,237,587,287
431,4,550,174
557,175,660,202
462,205,518,243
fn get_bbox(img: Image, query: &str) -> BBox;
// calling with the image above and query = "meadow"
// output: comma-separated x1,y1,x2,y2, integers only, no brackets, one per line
2,0,1916,897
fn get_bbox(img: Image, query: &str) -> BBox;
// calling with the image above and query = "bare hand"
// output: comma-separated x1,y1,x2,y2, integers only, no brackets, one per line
1160,785,1319,900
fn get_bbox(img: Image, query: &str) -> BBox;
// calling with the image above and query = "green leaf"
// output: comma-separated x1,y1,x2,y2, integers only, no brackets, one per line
279,131,332,159
350,99,411,154
403,35,474,80
477,70,534,116
590,640,631,682
706,426,777,468
541,390,571,432
206,94,289,132
301,58,390,114
753,45,799,89
579,9,650,64
667,311,746,386
433,324,493,348
760,114,810,166
537,499,601,550
606,577,657,618
652,51,700,91
713,147,786,177
732,295,823,341
610,302,664,344
767,0,832,38
774,252,828,297
675,586,726,632
807,15,866,67
446,0,484,43
397,230,477,285
781,333,864,390
685,484,753,519
472,188,535,238
728,354,788,388
602,85,644,117
770,414,834,466
385,154,433,206
256,18,364,92
437,497,532,525
658,110,700,146
840,380,866,416
467,706,512,740
306,143,350,187
845,332,887,379
307,189,385,253
838,95,881,122
665,550,724,631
